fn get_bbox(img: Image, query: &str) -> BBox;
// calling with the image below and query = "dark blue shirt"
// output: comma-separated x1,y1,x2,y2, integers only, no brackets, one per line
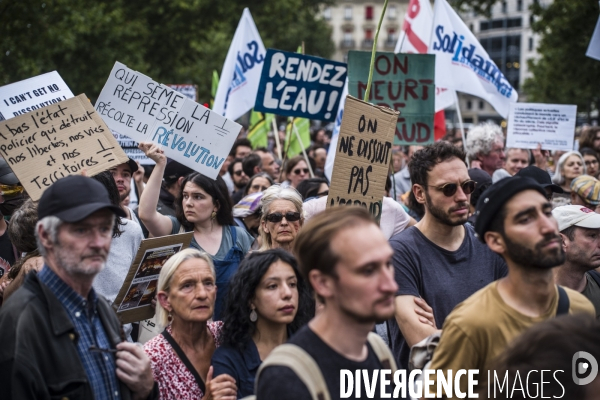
387,224,507,370
38,265,121,400
212,340,261,399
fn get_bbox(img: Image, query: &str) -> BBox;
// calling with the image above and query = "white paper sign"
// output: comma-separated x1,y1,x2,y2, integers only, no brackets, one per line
586,15,600,61
507,103,577,151
0,71,74,121
95,62,242,179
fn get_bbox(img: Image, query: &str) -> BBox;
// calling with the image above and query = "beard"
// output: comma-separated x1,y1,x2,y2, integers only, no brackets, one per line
55,242,107,277
504,233,565,269
424,191,469,227
119,187,131,202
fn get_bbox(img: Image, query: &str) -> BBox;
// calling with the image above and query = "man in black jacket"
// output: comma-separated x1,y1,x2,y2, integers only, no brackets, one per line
0,175,158,400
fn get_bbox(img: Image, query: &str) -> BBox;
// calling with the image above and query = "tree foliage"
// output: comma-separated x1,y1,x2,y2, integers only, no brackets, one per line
523,0,600,118
0,0,334,102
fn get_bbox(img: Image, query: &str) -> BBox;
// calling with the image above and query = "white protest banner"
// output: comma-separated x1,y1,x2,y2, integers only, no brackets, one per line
95,62,242,179
587,14,600,61
327,95,399,223
396,0,454,112
213,8,266,121
0,94,129,200
429,0,518,118
0,71,74,121
506,103,577,151
167,84,198,102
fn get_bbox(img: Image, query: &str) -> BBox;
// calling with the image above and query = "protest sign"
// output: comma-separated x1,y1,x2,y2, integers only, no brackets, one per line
114,232,193,324
0,71,74,121
587,14,600,61
95,62,242,179
254,49,347,121
506,103,577,151
0,94,129,200
167,84,198,102
348,51,435,146
111,131,153,165
326,95,398,222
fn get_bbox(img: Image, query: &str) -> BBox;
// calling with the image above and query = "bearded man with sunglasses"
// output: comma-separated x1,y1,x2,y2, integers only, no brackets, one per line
387,141,507,373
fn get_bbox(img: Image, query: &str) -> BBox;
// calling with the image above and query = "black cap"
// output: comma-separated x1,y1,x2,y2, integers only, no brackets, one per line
164,159,193,184
474,176,546,241
0,157,19,185
126,158,139,174
468,168,493,207
38,175,126,222
516,166,563,194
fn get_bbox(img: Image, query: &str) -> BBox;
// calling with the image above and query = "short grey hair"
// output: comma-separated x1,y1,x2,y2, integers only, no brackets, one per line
552,151,586,185
259,185,304,251
505,147,531,161
155,248,215,328
35,216,64,257
465,122,505,163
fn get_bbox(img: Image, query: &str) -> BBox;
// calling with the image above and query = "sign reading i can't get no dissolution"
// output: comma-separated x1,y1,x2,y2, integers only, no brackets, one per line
95,62,242,179
348,51,435,146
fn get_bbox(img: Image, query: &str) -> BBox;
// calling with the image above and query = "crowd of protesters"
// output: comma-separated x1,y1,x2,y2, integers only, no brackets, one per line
0,121,599,400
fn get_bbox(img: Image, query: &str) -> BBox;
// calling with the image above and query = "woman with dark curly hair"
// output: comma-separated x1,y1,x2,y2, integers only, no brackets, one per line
211,249,314,398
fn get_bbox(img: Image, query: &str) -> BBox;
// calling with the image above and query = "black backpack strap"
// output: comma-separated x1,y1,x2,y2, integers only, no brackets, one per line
556,286,570,316
588,270,600,287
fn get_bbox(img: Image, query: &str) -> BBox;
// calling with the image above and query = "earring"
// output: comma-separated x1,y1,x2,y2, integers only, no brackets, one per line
249,309,258,322
211,211,217,220
167,312,173,323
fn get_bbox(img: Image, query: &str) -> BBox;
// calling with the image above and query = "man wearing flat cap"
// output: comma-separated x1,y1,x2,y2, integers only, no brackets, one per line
0,175,158,400
426,176,595,398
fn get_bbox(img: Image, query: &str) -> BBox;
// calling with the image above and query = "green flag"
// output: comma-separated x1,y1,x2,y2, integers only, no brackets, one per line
210,70,219,108
247,111,274,149
285,117,310,158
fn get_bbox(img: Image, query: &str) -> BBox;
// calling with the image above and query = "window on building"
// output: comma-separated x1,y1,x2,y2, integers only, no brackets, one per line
479,101,484,110
388,5,397,19
469,23,474,31
467,100,472,110
517,0,523,11
388,29,397,41
323,7,331,20
344,31,353,42
344,6,353,20
528,37,534,51
365,29,373,40
507,18,522,28
480,21,490,31
365,6,373,20
502,1,507,13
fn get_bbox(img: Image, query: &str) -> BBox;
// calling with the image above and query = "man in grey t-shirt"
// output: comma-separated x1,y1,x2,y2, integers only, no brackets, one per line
388,142,507,371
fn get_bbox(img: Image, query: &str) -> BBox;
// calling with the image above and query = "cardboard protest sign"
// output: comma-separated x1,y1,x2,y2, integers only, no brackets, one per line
95,62,242,179
327,95,399,222
506,103,577,151
348,51,435,145
0,94,129,200
0,71,74,121
167,84,198,102
254,49,347,121
114,232,193,324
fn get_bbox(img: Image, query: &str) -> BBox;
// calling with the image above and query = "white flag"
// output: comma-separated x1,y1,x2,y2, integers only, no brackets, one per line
324,79,348,181
395,0,454,112
586,14,600,61
213,8,266,121
429,0,517,118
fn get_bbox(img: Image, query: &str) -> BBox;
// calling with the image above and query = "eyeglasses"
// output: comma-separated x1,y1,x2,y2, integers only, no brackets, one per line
233,170,244,176
293,168,309,175
428,180,476,197
265,211,301,223
585,160,599,166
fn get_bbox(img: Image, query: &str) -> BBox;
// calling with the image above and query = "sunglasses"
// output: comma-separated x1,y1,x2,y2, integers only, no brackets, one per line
428,180,476,197
265,211,301,223
293,168,309,175
233,170,244,176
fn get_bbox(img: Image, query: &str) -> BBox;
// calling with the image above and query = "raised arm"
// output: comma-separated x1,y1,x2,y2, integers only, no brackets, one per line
137,142,174,237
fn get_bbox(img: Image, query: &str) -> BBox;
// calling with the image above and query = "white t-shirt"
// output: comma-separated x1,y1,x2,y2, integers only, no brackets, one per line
303,196,410,239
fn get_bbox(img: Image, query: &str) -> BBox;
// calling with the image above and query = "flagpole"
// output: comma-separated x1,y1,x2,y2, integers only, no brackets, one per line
292,120,315,178
364,0,389,101
453,91,467,154
271,117,282,160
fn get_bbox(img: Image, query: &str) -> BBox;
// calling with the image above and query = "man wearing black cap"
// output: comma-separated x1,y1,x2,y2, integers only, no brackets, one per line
0,175,157,400
387,142,507,372
516,165,564,200
426,176,594,397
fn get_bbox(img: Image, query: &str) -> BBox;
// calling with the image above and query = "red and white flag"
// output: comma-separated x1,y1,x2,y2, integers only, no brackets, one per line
396,0,454,114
